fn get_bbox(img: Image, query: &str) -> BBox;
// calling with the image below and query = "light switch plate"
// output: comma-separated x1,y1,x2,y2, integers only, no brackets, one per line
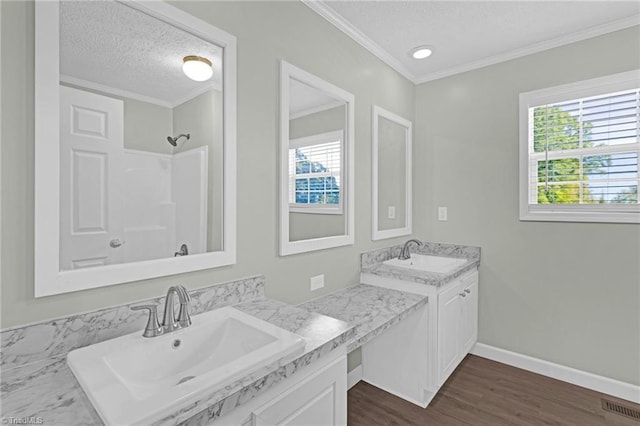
438,207,448,221
387,206,396,219
310,274,324,291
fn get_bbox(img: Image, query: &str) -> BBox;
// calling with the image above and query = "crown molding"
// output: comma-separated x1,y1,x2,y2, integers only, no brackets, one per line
301,0,418,83
415,14,640,84
302,0,639,86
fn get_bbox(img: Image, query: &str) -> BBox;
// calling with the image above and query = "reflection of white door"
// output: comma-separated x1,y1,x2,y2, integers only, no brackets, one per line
59,86,124,270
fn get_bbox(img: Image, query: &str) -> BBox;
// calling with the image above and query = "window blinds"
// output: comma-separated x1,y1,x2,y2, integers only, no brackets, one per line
530,88,639,205
288,140,342,206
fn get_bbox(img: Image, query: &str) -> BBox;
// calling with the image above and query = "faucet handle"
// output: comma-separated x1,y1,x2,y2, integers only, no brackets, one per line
131,304,163,338
176,285,192,327
177,285,191,302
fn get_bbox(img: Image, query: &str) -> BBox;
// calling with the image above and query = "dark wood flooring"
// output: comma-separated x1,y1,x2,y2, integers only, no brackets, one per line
348,354,640,426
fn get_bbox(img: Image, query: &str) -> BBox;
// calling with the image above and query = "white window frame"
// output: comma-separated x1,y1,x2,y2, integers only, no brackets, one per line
289,130,344,214
519,70,640,224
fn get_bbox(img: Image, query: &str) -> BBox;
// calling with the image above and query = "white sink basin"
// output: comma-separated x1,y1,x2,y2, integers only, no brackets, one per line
67,306,305,425
384,254,467,274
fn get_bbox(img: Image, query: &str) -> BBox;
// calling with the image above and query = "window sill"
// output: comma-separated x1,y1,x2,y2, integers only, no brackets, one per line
519,206,640,224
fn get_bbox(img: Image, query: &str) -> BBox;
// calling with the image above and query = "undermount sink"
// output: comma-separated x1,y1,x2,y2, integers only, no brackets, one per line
384,253,467,274
67,306,305,425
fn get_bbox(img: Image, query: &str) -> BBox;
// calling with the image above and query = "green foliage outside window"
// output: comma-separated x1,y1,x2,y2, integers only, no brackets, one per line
533,106,612,204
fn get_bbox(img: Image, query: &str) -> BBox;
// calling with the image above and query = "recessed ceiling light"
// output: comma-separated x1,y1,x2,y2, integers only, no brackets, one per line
182,55,213,82
410,46,434,59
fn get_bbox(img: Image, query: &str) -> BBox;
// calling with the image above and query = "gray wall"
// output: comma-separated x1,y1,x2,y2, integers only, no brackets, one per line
0,1,415,328
173,89,224,252
414,26,640,386
289,105,346,241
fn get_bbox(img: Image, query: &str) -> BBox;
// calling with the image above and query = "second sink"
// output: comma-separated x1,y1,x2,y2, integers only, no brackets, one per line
384,253,467,274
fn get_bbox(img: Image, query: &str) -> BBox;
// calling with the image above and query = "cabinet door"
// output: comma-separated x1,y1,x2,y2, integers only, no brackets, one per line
460,274,478,355
252,355,347,426
437,281,461,386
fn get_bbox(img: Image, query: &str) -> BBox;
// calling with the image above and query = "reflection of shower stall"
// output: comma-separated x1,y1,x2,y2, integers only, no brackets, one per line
59,85,210,271
123,147,208,263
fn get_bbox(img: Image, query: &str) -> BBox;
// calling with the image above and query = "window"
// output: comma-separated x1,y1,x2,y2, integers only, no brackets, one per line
289,130,343,214
519,70,640,223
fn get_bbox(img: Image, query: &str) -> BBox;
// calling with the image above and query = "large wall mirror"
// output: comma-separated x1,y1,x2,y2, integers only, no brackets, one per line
34,0,237,297
279,61,354,255
372,106,412,240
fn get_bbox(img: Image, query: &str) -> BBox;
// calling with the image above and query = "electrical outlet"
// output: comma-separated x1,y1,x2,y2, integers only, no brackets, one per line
438,206,448,221
387,206,396,219
310,274,324,291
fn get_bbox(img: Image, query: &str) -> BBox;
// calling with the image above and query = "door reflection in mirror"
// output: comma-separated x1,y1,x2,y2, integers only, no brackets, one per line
57,0,223,270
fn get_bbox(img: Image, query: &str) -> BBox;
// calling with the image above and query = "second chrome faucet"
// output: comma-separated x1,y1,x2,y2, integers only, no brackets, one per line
131,285,192,338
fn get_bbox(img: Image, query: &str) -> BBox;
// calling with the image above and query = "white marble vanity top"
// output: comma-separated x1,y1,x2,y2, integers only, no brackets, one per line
0,276,355,425
299,284,428,352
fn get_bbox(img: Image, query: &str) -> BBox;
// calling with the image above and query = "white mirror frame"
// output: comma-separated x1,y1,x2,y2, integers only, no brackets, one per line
279,61,355,256
34,0,237,297
371,105,412,240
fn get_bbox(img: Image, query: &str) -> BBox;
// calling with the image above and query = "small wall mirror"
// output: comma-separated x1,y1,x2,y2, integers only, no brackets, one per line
34,0,237,296
279,61,355,255
372,106,412,240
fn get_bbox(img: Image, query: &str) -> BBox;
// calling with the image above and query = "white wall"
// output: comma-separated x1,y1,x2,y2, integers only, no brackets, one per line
414,26,640,386
123,151,175,263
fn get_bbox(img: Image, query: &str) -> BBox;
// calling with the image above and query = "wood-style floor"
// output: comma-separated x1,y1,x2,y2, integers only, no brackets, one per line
348,355,640,426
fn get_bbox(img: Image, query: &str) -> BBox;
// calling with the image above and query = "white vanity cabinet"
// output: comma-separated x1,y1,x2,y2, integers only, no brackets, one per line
361,267,479,405
217,349,347,426
437,271,478,385
252,355,347,425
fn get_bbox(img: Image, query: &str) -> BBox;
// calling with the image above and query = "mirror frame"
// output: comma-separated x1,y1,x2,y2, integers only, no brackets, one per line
34,0,237,297
279,61,355,256
371,105,412,240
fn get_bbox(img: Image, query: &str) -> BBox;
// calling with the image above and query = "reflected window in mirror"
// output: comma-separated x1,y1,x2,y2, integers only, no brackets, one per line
34,0,237,296
289,130,343,214
372,105,412,240
279,61,354,256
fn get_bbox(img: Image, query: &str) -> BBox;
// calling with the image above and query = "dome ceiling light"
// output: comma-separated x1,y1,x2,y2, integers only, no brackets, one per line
182,55,213,82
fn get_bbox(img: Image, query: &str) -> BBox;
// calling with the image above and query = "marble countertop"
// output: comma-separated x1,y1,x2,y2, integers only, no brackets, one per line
1,289,354,425
299,284,428,352
360,241,481,288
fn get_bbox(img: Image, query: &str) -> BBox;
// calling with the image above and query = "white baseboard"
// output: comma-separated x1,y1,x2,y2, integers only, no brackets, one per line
471,343,640,404
347,365,362,389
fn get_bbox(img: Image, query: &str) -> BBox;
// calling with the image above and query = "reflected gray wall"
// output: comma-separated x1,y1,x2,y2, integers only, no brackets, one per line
124,99,173,154
289,105,346,241
173,89,223,252
377,116,406,231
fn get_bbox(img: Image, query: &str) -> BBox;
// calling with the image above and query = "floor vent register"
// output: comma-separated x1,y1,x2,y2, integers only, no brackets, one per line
601,399,640,422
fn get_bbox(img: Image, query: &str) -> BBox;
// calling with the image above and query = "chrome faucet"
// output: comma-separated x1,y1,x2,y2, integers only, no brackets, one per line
131,285,192,338
398,239,423,260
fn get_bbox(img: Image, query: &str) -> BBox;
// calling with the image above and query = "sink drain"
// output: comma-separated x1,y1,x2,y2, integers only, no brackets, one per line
172,339,182,349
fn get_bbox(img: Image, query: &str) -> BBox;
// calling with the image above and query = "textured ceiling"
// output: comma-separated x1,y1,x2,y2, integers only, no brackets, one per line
60,1,223,107
308,1,640,83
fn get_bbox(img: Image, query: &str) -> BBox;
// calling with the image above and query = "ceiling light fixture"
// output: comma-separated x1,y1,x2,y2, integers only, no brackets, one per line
182,55,213,82
410,46,434,59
